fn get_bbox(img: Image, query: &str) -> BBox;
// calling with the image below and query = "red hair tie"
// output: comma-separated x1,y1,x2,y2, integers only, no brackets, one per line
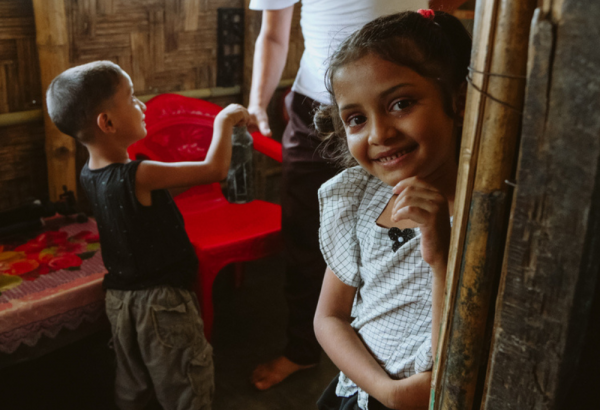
418,9,435,20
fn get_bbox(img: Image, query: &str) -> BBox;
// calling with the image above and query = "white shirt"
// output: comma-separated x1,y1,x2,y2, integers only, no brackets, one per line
319,167,433,410
249,0,428,104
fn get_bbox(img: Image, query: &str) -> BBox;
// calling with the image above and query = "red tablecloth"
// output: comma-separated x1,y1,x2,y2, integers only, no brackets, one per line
0,218,106,354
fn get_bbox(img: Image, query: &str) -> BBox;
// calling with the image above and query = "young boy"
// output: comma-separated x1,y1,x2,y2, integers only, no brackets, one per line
46,60,250,410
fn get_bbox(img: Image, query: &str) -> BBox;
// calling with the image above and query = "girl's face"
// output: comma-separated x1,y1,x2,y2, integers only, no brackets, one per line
333,53,460,188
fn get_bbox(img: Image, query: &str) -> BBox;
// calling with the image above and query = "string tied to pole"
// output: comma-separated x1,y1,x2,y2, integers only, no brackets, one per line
466,66,527,114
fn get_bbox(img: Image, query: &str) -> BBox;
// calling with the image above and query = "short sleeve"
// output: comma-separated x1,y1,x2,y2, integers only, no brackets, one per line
413,335,433,373
249,0,298,11
318,167,370,288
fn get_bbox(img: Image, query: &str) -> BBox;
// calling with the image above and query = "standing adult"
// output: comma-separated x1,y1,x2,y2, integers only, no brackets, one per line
247,0,467,390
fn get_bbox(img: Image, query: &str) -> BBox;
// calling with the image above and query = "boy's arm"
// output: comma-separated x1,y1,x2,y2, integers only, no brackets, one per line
135,104,249,197
247,6,294,137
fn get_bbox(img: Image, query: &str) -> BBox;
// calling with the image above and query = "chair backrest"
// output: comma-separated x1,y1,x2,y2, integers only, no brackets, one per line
128,94,224,199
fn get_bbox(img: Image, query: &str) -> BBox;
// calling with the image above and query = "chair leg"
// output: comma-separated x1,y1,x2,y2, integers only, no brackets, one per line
234,262,244,289
194,268,216,342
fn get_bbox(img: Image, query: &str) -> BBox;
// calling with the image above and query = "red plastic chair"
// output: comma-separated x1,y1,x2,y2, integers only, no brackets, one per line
128,94,283,340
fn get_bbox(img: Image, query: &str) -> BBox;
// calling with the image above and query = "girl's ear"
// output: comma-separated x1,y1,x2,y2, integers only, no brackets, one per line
96,112,115,134
453,81,468,126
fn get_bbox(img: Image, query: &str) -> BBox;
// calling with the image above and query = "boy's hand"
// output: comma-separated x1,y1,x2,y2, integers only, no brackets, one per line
215,104,251,129
391,177,451,273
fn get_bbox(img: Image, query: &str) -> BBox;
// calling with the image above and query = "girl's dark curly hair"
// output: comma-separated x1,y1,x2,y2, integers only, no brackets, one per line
314,11,472,168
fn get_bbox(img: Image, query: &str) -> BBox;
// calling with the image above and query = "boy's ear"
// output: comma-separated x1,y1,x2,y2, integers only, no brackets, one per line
453,81,468,126
96,112,115,134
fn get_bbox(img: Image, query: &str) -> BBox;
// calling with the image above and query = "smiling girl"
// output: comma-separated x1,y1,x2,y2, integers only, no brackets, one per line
313,10,471,410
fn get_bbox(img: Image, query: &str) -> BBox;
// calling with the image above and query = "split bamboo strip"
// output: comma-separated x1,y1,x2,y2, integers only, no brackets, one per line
137,85,242,103
32,0,77,202
431,0,536,409
0,110,43,128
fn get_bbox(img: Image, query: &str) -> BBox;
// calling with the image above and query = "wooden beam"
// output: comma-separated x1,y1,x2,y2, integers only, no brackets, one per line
31,0,77,201
431,0,536,408
482,1,600,408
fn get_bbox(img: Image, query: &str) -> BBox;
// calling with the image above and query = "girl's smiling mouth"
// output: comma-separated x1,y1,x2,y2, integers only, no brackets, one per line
374,144,418,164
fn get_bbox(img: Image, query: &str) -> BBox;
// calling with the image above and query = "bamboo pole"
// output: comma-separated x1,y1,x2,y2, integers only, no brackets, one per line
431,0,537,409
32,0,77,201
0,110,44,128
0,80,296,128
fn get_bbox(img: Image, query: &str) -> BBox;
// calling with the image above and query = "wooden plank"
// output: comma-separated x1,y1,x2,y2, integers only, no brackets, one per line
149,9,165,72
130,30,149,93
15,38,42,112
164,0,181,52
482,1,600,408
182,0,200,31
0,65,8,114
96,0,116,15
32,0,77,201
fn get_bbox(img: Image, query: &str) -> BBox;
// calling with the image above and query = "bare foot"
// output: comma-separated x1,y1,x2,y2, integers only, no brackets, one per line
251,356,317,390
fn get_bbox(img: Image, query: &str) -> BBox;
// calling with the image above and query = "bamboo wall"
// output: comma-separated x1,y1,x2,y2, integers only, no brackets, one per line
0,0,303,212
0,0,47,211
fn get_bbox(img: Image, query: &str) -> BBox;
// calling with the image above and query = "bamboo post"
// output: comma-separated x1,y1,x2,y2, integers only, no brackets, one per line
431,0,536,409
32,0,77,201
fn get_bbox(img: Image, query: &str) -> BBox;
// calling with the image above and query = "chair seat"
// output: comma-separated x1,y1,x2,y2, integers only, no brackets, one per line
178,198,281,250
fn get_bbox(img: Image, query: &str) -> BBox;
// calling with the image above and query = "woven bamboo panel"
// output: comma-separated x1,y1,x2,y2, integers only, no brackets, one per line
65,0,244,94
0,0,302,211
0,0,47,211
0,0,43,114
0,122,48,210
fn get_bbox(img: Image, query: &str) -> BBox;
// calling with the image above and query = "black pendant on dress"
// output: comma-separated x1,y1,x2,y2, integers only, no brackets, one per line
388,227,416,252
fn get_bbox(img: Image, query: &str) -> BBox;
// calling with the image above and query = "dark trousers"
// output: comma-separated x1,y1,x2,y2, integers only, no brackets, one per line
317,376,394,410
281,91,339,365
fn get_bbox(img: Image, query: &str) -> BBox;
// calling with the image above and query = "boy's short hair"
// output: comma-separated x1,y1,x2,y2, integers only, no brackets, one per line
46,60,124,142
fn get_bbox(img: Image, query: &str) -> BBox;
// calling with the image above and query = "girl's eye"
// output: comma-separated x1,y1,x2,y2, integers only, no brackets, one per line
390,99,414,112
346,115,366,127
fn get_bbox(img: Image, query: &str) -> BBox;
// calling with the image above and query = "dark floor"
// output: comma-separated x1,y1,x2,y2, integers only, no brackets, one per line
0,255,338,410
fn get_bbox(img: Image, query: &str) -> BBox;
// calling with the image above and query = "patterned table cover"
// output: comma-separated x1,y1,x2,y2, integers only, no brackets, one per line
0,217,106,354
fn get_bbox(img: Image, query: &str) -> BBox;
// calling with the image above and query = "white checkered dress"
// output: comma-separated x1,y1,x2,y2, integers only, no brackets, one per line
319,167,433,410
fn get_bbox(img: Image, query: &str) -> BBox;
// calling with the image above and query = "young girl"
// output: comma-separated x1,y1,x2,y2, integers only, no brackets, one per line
313,10,471,410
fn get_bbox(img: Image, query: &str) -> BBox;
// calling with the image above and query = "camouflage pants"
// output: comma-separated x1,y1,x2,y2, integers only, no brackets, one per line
105,286,214,410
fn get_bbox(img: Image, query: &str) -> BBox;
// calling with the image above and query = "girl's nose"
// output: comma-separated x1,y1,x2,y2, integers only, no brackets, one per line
138,99,147,112
368,116,397,145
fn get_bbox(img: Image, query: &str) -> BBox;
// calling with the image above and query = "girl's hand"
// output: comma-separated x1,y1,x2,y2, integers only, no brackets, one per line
215,104,251,129
383,372,431,410
391,177,451,273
